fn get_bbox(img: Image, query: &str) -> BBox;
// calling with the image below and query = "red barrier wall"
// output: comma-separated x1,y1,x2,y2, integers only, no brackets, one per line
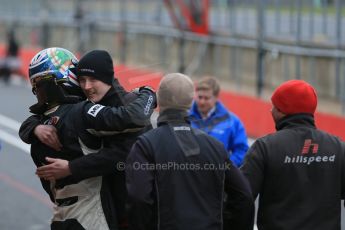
3,46,344,140
220,91,345,141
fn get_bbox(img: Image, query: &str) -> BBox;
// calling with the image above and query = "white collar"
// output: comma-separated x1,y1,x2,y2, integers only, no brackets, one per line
44,105,60,115
200,106,216,120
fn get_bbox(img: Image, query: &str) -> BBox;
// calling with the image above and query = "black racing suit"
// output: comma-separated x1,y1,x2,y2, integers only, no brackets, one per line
126,109,254,230
19,88,155,230
241,114,345,230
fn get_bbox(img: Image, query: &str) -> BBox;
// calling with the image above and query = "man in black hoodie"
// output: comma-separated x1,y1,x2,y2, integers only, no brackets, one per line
241,80,345,230
19,50,154,229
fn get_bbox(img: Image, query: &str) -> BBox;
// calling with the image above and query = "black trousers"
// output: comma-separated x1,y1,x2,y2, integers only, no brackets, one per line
51,219,85,230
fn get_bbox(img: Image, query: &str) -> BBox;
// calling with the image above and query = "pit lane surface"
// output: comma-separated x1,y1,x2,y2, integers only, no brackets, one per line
0,79,343,229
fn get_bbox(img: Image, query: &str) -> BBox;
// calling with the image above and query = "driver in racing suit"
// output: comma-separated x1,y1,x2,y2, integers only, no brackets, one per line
19,47,156,230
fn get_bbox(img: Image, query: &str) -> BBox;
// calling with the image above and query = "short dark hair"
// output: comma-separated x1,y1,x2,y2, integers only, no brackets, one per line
195,76,220,97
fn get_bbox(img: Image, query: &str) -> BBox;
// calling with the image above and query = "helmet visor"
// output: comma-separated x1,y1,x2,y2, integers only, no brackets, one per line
31,74,57,95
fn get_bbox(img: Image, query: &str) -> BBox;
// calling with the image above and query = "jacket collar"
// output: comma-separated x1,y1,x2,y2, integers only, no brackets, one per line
159,109,201,157
276,113,316,131
157,109,190,126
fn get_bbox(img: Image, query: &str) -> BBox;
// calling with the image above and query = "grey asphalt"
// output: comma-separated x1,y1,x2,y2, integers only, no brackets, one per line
0,78,344,229
0,79,51,230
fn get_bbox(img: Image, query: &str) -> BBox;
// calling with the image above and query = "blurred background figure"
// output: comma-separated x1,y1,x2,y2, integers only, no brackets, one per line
0,27,22,84
189,76,249,167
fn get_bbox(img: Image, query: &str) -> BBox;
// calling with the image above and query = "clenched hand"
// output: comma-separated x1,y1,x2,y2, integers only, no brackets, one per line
34,125,62,151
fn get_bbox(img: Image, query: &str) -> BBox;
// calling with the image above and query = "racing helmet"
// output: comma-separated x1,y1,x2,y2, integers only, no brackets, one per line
29,47,80,94
28,47,84,114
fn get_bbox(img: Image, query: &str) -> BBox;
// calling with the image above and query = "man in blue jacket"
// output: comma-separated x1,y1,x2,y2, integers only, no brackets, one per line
189,76,248,167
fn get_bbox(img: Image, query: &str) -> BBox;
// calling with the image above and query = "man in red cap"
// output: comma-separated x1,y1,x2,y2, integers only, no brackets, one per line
241,80,345,230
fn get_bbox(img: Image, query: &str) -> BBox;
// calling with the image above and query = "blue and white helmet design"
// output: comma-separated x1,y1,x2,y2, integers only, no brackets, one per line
29,47,79,88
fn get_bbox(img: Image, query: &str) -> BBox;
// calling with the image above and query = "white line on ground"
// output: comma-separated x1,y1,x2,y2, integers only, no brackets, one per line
0,113,30,154
0,129,30,154
0,113,22,131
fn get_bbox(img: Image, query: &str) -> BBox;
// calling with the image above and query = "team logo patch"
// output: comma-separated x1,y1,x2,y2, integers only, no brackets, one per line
283,139,335,165
87,104,105,117
144,95,154,115
44,116,60,126
174,126,191,131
